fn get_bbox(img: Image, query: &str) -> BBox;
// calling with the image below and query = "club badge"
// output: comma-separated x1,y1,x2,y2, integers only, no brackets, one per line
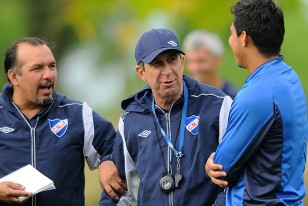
48,118,68,138
185,115,199,135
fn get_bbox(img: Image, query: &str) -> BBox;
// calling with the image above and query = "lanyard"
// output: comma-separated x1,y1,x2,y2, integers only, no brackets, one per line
151,81,188,158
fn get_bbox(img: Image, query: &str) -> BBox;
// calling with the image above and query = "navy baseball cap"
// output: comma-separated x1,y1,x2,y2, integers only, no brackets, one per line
135,29,185,65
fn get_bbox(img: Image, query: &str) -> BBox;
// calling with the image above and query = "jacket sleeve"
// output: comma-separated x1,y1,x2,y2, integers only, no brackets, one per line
100,115,139,206
218,96,233,144
213,96,275,185
82,102,116,170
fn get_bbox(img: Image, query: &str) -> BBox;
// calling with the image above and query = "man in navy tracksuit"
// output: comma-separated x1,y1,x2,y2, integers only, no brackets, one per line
99,29,232,206
0,37,116,206
205,0,308,205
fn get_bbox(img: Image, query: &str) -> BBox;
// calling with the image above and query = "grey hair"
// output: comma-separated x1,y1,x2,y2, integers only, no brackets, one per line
183,30,224,57
138,61,144,70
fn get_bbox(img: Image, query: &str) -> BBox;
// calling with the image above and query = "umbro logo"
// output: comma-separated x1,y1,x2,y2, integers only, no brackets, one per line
167,40,177,47
0,127,15,134
138,130,152,138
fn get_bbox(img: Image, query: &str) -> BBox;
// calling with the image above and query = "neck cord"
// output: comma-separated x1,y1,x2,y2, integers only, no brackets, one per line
153,115,181,174
151,81,188,158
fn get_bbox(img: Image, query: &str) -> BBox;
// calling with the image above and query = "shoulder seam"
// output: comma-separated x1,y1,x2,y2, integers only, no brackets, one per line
122,111,130,120
58,103,83,108
191,94,225,99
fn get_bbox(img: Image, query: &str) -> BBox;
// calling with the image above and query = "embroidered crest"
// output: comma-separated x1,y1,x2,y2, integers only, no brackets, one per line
48,118,68,138
0,127,14,134
167,40,177,46
138,130,152,138
185,115,199,135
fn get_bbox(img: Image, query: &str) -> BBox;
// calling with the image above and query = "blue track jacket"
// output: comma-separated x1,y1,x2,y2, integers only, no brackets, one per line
214,57,308,205
0,83,116,206
100,76,233,206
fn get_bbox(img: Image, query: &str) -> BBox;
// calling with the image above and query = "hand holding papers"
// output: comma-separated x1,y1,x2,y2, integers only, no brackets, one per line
0,164,56,201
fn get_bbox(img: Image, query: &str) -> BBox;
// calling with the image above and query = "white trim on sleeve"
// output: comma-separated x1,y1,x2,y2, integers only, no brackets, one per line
117,116,138,205
219,96,233,144
82,102,100,170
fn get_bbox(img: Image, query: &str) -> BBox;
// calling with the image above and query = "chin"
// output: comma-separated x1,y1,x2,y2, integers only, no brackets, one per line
162,89,179,99
37,97,54,105
236,63,246,69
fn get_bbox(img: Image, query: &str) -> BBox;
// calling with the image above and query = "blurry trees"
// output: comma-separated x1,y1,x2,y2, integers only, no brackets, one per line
1,0,307,95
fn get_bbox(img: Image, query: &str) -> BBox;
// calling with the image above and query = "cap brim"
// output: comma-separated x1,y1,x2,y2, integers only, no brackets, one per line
142,48,185,64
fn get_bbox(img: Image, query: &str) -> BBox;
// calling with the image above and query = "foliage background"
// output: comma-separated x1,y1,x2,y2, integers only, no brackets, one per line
0,0,307,205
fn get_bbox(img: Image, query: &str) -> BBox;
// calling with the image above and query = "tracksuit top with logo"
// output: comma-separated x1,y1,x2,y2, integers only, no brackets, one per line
0,83,116,206
99,76,233,206
213,57,308,206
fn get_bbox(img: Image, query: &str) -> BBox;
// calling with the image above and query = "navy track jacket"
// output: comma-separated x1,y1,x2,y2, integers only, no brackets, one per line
0,83,116,206
214,57,308,205
100,76,232,206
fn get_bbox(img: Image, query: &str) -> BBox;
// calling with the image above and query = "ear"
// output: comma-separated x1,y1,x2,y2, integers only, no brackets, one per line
241,31,249,47
180,54,185,67
7,69,19,86
135,65,147,82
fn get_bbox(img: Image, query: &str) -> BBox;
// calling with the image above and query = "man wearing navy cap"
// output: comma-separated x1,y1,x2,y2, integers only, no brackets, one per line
99,28,233,206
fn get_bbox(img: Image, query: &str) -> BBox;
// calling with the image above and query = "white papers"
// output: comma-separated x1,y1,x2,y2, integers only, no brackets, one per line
0,164,56,201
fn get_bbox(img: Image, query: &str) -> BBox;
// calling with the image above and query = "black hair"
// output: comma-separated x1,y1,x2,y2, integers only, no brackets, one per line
3,37,54,81
231,0,285,56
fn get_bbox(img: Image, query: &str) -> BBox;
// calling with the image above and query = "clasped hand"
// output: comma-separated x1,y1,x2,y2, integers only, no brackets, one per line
205,152,228,188
98,161,127,201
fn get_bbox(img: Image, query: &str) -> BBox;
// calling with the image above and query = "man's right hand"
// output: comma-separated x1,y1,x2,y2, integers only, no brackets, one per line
98,161,127,201
0,181,31,203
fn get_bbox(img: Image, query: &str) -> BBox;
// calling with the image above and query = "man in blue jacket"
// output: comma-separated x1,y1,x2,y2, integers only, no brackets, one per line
99,29,233,206
0,37,117,206
205,0,308,205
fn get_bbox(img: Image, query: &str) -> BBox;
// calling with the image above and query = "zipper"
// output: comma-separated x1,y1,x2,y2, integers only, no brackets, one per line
31,120,39,168
12,104,39,206
155,102,175,206
166,110,174,206
31,119,39,206
12,101,54,206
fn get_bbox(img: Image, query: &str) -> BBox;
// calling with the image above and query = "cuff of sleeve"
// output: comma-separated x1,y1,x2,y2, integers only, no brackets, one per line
99,154,114,164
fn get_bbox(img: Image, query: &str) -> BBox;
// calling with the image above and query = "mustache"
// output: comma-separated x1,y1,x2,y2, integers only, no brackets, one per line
39,79,55,87
38,79,55,88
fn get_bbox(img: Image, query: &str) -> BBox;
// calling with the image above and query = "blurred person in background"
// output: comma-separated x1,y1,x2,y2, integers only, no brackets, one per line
0,37,120,206
205,0,308,205
183,30,238,99
99,28,232,206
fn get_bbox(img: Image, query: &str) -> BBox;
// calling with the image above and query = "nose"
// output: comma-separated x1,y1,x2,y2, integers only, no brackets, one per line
161,63,173,76
42,66,54,79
